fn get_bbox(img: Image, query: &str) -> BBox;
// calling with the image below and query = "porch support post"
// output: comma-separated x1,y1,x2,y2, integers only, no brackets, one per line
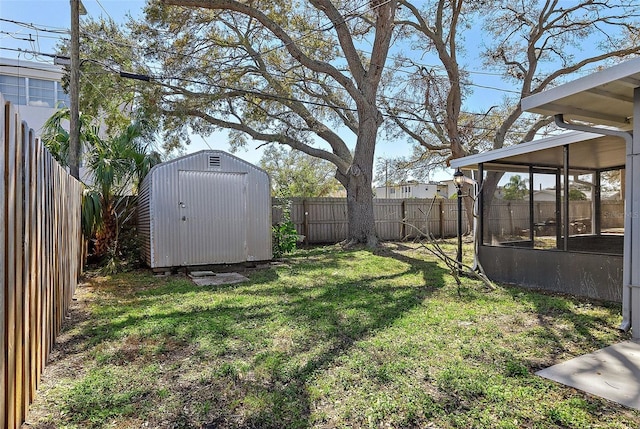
478,163,484,246
563,145,570,251
529,167,534,243
628,87,640,337
553,114,633,332
594,170,601,235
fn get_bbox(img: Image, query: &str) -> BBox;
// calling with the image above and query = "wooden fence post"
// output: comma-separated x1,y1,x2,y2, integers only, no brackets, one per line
6,101,18,429
439,199,444,238
303,198,309,244
401,200,406,238
1,97,7,429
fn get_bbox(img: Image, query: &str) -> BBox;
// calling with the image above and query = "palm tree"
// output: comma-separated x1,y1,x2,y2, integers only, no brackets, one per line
42,109,161,263
86,121,162,259
502,175,529,200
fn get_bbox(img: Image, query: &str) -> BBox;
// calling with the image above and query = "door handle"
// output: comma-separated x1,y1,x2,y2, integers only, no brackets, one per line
182,216,187,221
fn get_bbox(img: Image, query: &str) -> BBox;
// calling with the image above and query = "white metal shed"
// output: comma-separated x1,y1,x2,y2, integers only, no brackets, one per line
138,150,272,269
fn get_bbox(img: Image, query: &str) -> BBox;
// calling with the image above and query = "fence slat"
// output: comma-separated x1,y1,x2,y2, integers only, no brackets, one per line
1,97,83,429
1,96,7,429
273,198,623,245
6,100,18,429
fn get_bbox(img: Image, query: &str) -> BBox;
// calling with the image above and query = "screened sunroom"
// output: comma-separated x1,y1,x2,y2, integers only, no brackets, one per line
451,130,625,303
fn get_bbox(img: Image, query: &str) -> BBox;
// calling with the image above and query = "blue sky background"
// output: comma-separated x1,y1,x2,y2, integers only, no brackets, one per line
1,1,541,182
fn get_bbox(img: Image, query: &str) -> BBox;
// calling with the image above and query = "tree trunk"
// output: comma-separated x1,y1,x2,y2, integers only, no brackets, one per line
343,109,379,248
462,182,474,235
94,201,117,259
345,169,377,247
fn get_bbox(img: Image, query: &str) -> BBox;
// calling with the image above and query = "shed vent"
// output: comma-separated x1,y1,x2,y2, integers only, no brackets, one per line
208,155,221,169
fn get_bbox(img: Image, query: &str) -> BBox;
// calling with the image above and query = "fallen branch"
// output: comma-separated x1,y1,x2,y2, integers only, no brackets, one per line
400,196,495,294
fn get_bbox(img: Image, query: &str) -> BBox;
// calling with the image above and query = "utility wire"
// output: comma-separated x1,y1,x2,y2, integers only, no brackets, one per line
94,0,115,22
0,43,532,123
0,18,69,34
0,30,68,42
75,29,526,99
119,69,506,132
0,46,63,59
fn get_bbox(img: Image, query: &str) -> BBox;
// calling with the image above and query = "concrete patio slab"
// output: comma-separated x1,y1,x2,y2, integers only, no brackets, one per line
536,340,640,410
189,272,249,286
188,270,216,277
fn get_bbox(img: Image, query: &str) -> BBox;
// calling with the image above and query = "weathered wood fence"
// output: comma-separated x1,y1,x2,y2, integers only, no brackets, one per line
273,197,464,243
1,96,83,428
273,198,625,244
485,200,624,235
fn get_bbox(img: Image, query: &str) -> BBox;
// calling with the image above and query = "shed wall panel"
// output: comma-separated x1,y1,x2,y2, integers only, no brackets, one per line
178,171,247,265
139,150,272,268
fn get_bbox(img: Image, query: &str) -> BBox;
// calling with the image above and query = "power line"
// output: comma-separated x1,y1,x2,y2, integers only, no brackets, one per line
94,0,115,22
0,30,68,42
0,46,62,59
116,69,503,132
0,43,539,121
78,28,527,100
0,18,69,34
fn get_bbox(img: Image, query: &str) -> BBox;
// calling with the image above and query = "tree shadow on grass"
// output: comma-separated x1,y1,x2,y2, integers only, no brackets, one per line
36,247,450,428
503,286,629,364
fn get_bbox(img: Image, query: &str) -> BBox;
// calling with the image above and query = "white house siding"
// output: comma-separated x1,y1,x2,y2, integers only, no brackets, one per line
375,182,448,199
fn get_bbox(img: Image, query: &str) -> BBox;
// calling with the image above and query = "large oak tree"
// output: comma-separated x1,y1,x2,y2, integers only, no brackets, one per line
383,0,640,230
389,0,640,162
126,0,399,246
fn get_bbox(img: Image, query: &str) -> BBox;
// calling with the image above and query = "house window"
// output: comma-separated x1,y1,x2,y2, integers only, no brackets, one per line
56,82,69,107
28,78,56,107
0,75,68,107
0,75,26,105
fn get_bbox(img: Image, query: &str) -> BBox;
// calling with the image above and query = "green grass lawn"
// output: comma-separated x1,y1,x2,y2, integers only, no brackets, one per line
26,242,640,428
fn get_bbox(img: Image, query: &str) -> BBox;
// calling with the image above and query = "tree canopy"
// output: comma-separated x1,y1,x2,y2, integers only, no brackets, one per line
259,145,342,198
383,0,640,173
65,0,640,246
502,175,528,201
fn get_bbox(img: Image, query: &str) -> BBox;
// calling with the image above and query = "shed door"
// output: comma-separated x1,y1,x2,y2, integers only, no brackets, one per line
178,170,248,265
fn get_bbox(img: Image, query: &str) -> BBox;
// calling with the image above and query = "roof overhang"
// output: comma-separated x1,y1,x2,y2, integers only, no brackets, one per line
451,131,625,173
522,57,640,127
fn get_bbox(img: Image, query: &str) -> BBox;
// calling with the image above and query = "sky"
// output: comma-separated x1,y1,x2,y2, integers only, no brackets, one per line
0,0,535,182
1,0,245,160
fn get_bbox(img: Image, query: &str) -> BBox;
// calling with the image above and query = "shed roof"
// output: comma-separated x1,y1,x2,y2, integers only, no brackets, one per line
521,57,640,126
450,131,625,173
146,149,267,177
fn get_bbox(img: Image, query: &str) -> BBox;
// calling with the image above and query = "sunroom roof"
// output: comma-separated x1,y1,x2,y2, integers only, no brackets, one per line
521,57,640,126
450,131,625,172
453,59,640,173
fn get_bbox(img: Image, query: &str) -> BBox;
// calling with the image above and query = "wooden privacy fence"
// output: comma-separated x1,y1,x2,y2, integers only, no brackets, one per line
485,200,625,235
273,197,465,243
1,97,83,429
272,198,625,244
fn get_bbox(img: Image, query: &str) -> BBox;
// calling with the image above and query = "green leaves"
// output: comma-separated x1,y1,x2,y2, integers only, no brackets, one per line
502,174,529,201
260,145,342,198
42,108,161,263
